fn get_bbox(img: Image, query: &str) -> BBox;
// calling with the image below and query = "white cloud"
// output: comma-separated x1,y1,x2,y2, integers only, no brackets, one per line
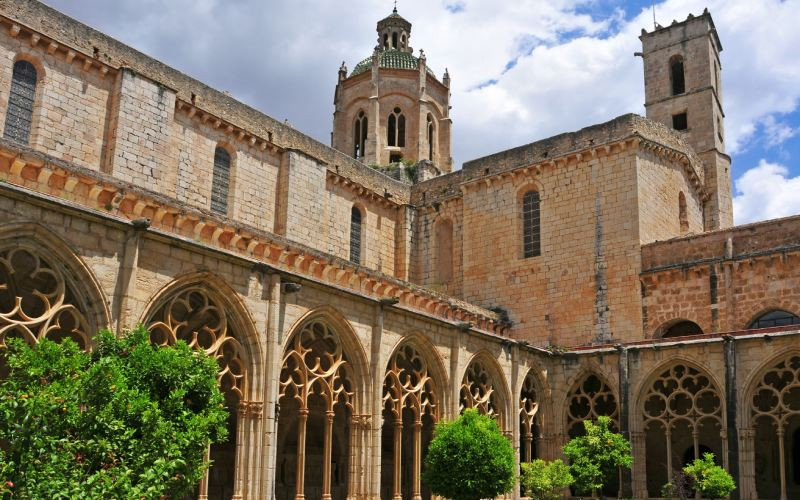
733,160,800,224
761,115,797,148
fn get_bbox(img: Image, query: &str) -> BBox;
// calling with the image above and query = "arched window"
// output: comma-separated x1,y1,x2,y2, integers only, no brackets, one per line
427,114,435,161
353,111,367,159
679,191,688,234
522,190,541,258
387,107,405,148
349,206,362,264
3,60,38,145
383,34,389,49
392,32,398,49
748,310,800,329
670,55,685,95
401,34,406,49
211,146,232,215
661,320,703,339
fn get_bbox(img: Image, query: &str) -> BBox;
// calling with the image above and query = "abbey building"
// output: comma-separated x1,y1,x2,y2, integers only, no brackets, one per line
0,1,798,498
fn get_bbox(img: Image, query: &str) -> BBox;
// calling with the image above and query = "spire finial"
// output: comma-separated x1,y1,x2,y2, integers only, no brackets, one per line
393,0,398,13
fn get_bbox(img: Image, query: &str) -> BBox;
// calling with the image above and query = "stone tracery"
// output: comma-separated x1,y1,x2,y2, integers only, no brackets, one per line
0,245,91,351
519,371,540,463
278,319,355,500
382,343,437,500
750,354,800,500
460,359,504,429
641,363,724,497
146,285,247,399
566,373,618,438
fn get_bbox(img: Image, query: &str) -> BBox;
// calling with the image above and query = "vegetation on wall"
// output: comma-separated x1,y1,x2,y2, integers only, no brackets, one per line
0,326,228,499
422,409,516,500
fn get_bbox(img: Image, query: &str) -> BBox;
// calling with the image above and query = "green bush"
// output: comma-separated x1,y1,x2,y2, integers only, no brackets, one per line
683,453,736,499
422,409,515,500
520,458,573,500
0,325,228,499
562,416,632,496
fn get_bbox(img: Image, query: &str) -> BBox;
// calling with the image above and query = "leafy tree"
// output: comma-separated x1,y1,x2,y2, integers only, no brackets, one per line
562,416,632,496
683,453,736,499
520,458,573,500
0,326,229,499
422,409,516,500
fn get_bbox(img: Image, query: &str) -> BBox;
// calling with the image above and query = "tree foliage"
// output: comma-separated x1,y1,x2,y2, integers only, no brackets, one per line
520,458,573,500
0,326,228,499
562,416,632,495
422,409,516,500
683,453,736,499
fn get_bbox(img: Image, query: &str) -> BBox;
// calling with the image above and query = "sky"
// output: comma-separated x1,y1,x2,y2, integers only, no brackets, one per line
41,0,800,225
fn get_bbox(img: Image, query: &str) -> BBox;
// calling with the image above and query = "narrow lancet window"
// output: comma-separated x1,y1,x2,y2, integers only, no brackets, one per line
3,60,38,144
350,206,362,264
387,108,405,148
211,146,231,215
670,55,685,95
353,111,367,158
522,190,541,258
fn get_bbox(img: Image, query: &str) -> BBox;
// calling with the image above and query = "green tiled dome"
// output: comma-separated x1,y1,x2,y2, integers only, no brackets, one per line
351,49,428,77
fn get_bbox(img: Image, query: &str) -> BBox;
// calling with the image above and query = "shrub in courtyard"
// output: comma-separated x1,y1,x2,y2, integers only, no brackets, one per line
422,409,515,500
562,416,632,496
0,325,228,499
520,458,573,500
683,453,736,499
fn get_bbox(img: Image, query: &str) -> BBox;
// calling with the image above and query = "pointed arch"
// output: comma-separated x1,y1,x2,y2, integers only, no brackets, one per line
519,364,548,463
459,350,511,431
0,221,110,350
276,305,368,500
385,332,450,404
636,358,726,497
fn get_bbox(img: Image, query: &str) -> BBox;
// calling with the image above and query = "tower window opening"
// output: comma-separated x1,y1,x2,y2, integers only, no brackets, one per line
401,34,406,49
392,32,398,49
714,60,719,91
350,205,363,264
387,107,405,147
672,112,688,131
383,34,388,49
427,114,435,161
670,55,685,95
717,116,723,143
3,60,38,144
211,146,232,215
522,190,541,258
353,111,367,159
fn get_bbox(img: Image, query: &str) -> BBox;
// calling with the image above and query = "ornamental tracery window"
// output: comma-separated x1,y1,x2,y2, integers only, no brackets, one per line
751,355,800,499
460,360,504,429
519,371,540,463
3,60,37,145
387,107,405,148
642,364,724,497
566,373,618,438
277,320,355,500
353,110,368,159
145,285,249,498
381,343,437,500
0,245,92,352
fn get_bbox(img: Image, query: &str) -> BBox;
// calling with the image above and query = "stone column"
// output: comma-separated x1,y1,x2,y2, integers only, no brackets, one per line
412,420,422,500
322,410,335,500
392,419,403,500
737,428,756,500
631,431,648,499
294,409,309,500
198,446,211,500
262,273,283,499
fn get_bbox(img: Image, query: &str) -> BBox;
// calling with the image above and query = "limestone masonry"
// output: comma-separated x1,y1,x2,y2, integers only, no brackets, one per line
0,1,797,499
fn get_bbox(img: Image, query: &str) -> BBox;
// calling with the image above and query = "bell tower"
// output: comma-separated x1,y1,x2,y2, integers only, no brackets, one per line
640,9,733,229
331,8,453,173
